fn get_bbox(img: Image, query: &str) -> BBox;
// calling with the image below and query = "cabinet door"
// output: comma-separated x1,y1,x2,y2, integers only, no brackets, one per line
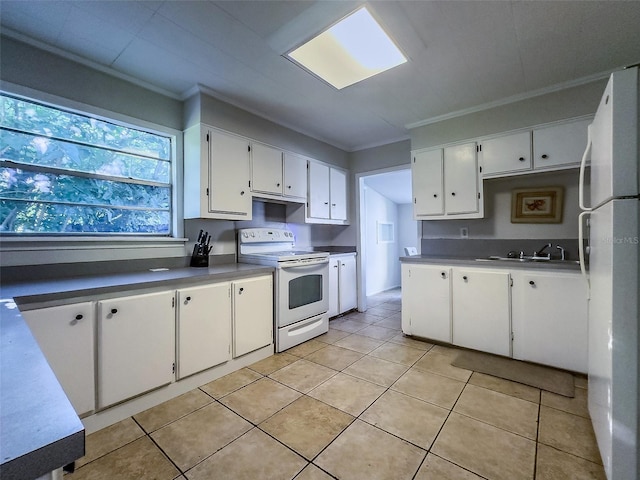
283,152,307,199
97,291,175,409
480,131,532,176
444,143,479,214
338,254,357,313
208,129,252,217
233,275,273,357
533,118,590,169
176,283,231,379
252,143,283,195
412,149,444,217
512,272,588,372
22,302,95,416
308,162,330,219
328,258,340,318
401,264,451,342
329,168,348,220
452,268,511,356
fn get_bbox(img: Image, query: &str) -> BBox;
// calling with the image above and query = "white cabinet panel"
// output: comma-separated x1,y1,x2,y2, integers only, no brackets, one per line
338,254,357,313
328,257,339,318
533,118,590,169
444,143,480,215
283,152,307,199
251,143,283,195
208,129,252,217
22,302,96,416
413,149,444,217
452,268,511,356
512,271,588,372
98,291,175,408
308,162,330,219
176,283,231,379
480,131,532,176
330,168,347,221
184,125,251,220
401,264,451,343
233,275,273,357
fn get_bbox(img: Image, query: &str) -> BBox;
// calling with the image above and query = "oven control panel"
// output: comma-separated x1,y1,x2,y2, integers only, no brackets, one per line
238,228,295,244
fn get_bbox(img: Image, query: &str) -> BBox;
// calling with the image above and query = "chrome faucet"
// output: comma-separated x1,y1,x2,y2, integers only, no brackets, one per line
533,243,552,259
556,245,566,260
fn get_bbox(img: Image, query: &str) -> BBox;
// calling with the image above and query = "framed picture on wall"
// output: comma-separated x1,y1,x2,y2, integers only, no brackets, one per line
511,187,564,223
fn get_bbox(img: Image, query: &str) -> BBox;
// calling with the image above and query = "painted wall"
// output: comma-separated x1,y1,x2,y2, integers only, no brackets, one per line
0,36,183,130
363,186,400,295
410,80,606,151
397,204,419,255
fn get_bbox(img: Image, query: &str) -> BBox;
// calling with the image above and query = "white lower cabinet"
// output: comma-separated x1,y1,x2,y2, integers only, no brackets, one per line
328,254,357,317
232,275,273,357
97,291,175,409
401,264,451,343
451,268,511,356
511,270,588,372
21,302,96,416
176,283,231,379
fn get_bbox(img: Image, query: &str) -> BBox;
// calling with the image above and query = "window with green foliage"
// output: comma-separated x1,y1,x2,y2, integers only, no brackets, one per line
0,94,172,235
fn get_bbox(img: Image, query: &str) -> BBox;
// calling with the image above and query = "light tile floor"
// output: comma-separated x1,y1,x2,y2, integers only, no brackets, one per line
67,288,606,480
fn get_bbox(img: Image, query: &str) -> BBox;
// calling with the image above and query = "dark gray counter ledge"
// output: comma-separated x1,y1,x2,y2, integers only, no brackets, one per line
0,262,274,479
400,255,581,271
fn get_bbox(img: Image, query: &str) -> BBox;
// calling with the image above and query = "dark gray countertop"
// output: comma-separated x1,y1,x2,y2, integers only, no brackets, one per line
0,262,274,479
400,255,581,271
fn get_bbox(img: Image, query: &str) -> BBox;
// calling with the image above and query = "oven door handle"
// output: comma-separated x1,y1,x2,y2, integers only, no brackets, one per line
279,259,329,269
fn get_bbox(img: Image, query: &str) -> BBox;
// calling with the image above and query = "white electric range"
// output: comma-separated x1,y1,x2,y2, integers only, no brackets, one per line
237,228,329,352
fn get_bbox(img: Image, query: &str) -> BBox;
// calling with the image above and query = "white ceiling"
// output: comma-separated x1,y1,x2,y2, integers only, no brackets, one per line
1,1,640,152
363,169,412,204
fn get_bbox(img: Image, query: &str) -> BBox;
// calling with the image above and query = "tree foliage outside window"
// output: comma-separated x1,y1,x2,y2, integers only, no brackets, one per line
0,94,172,234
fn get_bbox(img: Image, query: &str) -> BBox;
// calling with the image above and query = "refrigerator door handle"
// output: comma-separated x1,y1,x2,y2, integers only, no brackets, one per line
579,124,593,212
578,211,592,291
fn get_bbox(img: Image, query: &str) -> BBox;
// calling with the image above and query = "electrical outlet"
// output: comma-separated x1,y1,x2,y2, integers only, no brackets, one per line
460,227,469,239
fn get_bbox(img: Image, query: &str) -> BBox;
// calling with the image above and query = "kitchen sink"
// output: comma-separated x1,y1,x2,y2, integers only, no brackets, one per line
476,256,580,265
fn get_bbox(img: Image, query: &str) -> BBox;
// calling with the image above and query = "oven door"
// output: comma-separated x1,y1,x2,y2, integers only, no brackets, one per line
276,260,329,328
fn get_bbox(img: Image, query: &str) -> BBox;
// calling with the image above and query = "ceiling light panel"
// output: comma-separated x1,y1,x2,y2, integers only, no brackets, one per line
287,7,407,89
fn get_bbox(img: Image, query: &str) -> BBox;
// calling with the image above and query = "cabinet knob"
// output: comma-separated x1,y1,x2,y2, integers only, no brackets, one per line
332,203,336,207
541,154,548,159
110,308,118,315
433,194,438,198
185,296,192,302
75,314,83,320
324,202,329,205
451,192,456,196
240,190,245,195
529,280,535,286
239,287,244,294
519,157,525,161
276,183,280,187
333,264,338,268
287,185,292,189
441,272,446,278
462,275,468,281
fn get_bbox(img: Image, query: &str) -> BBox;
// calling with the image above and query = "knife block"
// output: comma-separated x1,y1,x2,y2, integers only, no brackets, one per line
190,252,209,268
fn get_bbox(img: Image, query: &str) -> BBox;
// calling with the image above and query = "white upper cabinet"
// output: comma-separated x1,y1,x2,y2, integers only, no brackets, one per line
308,161,330,219
444,142,481,215
480,131,532,177
412,142,483,220
413,149,444,216
184,125,252,220
533,118,591,170
251,143,283,196
306,161,348,223
283,152,308,200
329,167,348,221
251,144,307,201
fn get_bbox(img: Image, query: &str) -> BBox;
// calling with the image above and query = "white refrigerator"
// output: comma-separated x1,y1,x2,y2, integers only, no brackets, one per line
579,66,639,480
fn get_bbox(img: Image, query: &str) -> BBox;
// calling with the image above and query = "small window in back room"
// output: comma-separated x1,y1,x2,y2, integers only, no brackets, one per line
0,93,172,235
377,221,394,243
